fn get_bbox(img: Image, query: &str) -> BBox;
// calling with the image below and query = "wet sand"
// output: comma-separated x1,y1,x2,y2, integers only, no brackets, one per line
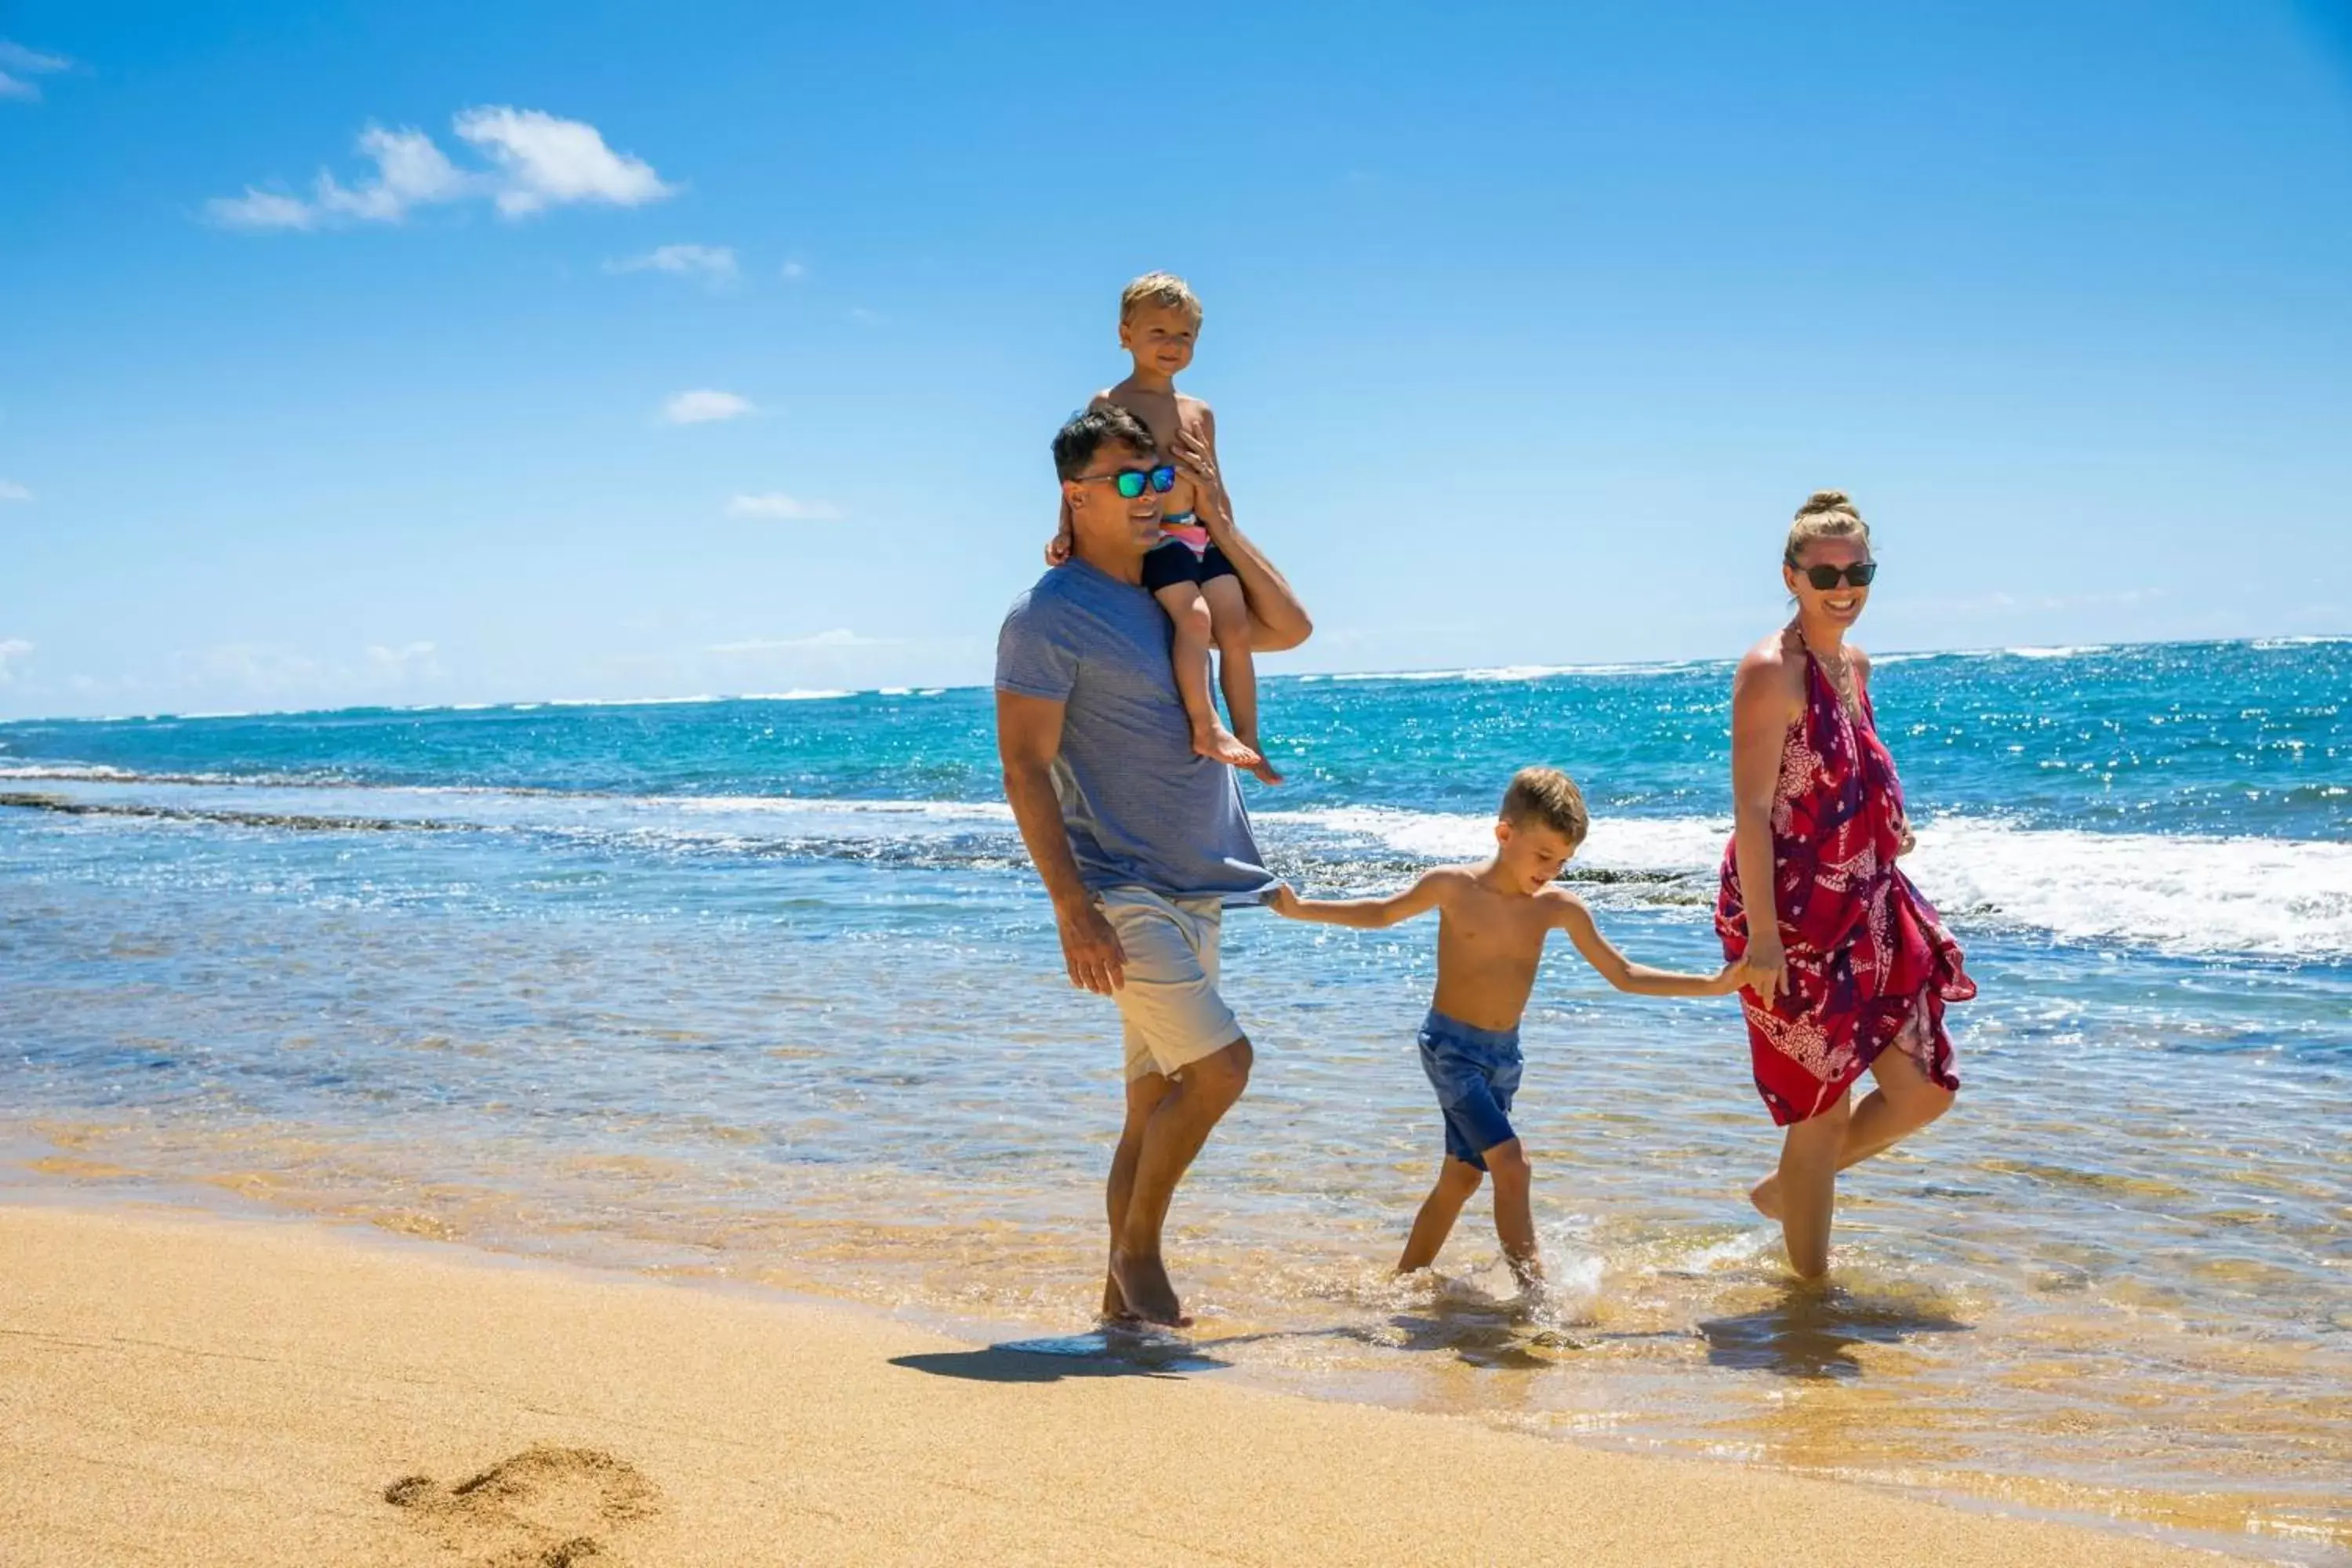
0,1204,2217,1566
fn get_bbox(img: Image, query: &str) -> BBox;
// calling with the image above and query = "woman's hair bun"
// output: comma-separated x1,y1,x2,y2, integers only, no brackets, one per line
1796,489,1857,519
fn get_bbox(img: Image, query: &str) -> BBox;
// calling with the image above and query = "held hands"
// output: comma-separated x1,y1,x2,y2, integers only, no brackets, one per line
1740,932,1789,1004
1897,823,1917,858
1709,960,1746,996
1055,898,1126,995
1263,883,1301,919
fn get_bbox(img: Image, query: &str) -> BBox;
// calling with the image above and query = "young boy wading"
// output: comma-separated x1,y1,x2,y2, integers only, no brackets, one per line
996,405,1312,1327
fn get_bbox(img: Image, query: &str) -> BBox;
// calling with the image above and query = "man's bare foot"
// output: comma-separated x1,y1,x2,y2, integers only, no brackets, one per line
1192,726,1261,770
1749,1174,1784,1221
1109,1247,1192,1328
1100,1269,1142,1325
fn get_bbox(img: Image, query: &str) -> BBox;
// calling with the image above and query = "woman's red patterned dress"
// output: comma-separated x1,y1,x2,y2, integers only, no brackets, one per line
1716,648,1975,1125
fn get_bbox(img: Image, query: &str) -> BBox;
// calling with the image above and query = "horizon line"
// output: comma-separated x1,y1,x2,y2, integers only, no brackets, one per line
0,632,2343,728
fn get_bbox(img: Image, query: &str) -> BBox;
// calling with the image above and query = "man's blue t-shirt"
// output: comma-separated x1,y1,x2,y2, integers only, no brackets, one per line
995,560,1269,899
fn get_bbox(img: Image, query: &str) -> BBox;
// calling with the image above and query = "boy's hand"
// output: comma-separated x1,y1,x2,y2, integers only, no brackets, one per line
1896,822,1916,858
1044,527,1073,566
1263,883,1301,918
1710,960,1745,995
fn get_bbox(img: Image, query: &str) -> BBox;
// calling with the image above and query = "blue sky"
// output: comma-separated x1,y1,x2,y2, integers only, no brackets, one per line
2,1,2348,718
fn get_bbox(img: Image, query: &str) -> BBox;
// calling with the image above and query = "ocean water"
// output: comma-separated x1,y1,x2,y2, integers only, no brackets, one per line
3,636,2347,1560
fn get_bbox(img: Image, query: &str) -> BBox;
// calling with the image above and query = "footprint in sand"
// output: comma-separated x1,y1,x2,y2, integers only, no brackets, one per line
383,1446,661,1567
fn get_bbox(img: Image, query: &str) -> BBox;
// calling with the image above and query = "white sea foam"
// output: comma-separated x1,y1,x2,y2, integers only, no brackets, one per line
739,689,855,702
1261,805,2352,959
0,763,142,782
1315,660,1719,685
2002,644,2113,661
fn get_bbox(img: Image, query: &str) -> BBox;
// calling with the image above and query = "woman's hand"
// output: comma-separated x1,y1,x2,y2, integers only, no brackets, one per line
1896,822,1916,858
1741,931,1789,1004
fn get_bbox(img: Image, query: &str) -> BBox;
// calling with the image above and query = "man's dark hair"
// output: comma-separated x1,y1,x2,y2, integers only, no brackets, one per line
1052,403,1156,481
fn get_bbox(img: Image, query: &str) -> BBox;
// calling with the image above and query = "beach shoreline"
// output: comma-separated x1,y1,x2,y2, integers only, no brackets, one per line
0,1199,2244,1567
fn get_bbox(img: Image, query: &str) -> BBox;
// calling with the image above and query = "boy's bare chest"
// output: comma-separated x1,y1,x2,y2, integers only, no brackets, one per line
1437,899,1550,969
1106,389,1200,446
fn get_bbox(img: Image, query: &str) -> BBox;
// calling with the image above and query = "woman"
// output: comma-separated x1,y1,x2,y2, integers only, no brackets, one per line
1718,490,1975,1279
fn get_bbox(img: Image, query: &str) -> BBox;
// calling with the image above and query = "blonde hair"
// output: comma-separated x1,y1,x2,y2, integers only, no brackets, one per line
1120,271,1203,325
1784,489,1871,564
1500,766,1589,844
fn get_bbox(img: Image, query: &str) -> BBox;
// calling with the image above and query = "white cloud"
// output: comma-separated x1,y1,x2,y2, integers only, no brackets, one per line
0,40,69,103
314,125,474,221
453,106,673,216
208,107,673,232
725,492,841,521
0,480,32,504
780,259,808,281
365,641,445,683
607,244,739,287
708,629,895,654
0,638,30,682
206,188,321,232
661,389,754,425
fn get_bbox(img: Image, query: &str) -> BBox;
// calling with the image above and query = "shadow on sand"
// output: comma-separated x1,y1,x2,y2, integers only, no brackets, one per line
890,1330,1233,1385
1697,1284,1972,1379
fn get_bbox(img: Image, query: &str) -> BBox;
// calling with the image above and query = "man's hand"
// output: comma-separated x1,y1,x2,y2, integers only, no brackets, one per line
1263,883,1301,919
1740,931,1788,1004
1056,898,1127,994
1171,429,1227,517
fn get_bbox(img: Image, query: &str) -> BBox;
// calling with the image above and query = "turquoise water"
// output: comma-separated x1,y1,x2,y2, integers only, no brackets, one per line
3,637,2348,1559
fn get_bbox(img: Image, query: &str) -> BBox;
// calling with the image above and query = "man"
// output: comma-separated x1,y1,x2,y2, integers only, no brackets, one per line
995,404,1312,1327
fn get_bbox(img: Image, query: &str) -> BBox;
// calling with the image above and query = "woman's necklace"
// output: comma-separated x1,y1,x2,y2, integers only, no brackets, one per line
1797,624,1863,722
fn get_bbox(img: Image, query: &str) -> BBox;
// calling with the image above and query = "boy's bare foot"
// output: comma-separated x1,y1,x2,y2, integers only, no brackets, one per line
1241,748,1285,786
1749,1174,1784,1221
1109,1247,1192,1327
1192,726,1261,770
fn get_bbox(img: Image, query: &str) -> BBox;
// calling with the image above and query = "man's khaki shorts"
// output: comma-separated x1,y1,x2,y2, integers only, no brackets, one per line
1098,885,1243,1083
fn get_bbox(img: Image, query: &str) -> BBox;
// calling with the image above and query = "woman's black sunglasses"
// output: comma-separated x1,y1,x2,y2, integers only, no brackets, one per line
1789,561,1878,590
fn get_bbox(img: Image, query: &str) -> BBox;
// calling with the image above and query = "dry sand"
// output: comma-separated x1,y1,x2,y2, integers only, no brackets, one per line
0,1203,2217,1566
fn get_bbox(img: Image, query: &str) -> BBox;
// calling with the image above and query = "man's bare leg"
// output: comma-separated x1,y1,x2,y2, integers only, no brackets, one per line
1396,1155,1483,1275
1151,581,1259,769
1751,1048,1954,1220
1102,1071,1173,1321
1202,573,1279,784
1772,1093,1852,1280
1484,1138,1543,1288
1110,1037,1253,1327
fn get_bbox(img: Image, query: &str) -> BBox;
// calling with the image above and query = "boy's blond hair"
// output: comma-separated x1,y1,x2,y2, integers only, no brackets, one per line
1120,271,1203,325
1500,767,1589,845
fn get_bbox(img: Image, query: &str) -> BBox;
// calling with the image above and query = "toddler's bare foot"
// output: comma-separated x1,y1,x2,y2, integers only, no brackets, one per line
1749,1173,1784,1221
1192,726,1261,770
1109,1248,1192,1327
